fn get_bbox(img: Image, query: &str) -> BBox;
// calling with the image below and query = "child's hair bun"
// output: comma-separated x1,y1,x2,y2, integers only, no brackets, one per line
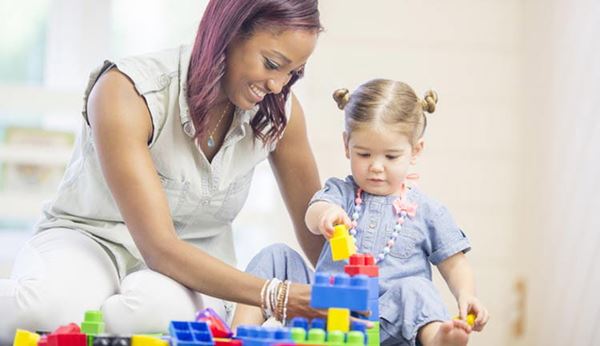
333,88,350,110
421,90,438,114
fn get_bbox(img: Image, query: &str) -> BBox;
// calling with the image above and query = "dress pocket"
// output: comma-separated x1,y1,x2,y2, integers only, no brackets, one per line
214,169,254,222
388,227,421,259
157,172,196,231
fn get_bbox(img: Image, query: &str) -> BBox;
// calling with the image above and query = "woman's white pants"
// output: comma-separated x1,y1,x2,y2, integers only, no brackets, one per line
0,229,224,346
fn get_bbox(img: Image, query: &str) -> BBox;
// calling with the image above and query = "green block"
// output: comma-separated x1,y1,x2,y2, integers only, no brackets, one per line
366,322,380,345
346,330,365,346
81,310,105,335
291,327,306,343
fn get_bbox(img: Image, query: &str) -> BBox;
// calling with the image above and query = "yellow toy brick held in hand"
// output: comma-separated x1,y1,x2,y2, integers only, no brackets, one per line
329,224,357,261
453,313,476,327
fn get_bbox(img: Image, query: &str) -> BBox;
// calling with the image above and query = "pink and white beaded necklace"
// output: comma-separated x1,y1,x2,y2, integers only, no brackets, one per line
349,183,418,263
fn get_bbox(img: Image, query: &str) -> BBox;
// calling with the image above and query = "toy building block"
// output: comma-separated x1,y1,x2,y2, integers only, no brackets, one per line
453,313,476,327
236,326,293,346
195,307,233,338
310,273,369,311
47,323,86,346
330,225,356,261
169,321,213,346
327,308,349,333
213,338,242,346
344,254,379,278
287,325,365,346
81,310,105,335
13,329,40,346
130,335,168,346
364,322,379,346
92,336,130,346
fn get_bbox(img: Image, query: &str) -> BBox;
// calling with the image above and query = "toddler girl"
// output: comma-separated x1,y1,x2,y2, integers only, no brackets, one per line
234,79,489,346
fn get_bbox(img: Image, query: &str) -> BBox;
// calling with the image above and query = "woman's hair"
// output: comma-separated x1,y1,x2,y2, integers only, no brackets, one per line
333,79,438,145
188,0,322,145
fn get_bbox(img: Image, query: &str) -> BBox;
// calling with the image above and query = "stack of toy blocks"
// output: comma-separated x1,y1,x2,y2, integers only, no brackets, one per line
327,224,380,346
344,254,379,346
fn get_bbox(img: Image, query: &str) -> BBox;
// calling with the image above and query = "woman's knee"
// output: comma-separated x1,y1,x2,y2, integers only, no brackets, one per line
102,269,202,334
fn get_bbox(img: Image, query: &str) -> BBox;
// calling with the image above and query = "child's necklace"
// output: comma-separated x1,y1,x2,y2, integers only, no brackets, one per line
349,185,418,264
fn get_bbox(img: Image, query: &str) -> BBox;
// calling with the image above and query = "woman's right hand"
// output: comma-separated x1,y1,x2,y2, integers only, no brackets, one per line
286,283,374,328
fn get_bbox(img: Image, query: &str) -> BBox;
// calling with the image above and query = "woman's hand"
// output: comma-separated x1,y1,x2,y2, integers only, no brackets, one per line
287,283,373,328
318,205,352,238
457,294,489,332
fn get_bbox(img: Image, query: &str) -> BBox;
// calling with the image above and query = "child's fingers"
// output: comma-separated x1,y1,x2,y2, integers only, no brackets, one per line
474,308,489,331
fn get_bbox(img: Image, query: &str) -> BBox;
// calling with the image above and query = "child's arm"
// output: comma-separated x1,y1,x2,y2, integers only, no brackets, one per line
437,252,490,331
305,201,352,238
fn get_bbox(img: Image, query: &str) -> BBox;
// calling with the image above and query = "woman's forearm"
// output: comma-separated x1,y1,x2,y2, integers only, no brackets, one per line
149,238,265,306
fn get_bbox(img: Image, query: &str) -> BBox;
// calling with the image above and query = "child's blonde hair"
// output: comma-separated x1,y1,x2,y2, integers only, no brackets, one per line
333,79,438,145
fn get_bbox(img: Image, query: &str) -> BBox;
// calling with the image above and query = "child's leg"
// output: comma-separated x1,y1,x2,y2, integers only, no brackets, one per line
230,244,313,330
379,276,469,346
0,229,119,344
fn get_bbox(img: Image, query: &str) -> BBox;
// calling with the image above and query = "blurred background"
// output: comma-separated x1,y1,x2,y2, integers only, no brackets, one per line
1,0,598,345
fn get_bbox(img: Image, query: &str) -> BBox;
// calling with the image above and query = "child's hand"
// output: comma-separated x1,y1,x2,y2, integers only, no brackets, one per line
458,294,489,332
318,205,352,238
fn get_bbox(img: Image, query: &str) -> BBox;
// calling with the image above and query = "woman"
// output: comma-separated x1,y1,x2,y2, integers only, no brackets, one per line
0,0,325,340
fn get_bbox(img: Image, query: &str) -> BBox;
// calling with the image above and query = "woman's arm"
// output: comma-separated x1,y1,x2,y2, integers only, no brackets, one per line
269,93,324,267
87,69,264,305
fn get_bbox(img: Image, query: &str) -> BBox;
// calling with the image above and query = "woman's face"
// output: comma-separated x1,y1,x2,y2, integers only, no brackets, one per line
222,28,318,110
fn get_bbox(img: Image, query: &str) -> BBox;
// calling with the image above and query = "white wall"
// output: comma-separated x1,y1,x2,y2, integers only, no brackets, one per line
523,0,600,345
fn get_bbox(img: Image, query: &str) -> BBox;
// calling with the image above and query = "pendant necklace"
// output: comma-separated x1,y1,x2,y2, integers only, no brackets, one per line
207,103,231,148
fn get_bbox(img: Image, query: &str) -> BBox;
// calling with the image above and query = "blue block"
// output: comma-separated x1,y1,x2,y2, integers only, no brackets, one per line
290,317,309,330
367,277,379,299
169,321,213,346
367,299,379,321
310,318,326,330
310,273,369,311
236,326,293,346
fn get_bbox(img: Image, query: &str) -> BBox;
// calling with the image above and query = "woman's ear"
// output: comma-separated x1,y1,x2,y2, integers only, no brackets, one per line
411,138,425,165
343,132,350,159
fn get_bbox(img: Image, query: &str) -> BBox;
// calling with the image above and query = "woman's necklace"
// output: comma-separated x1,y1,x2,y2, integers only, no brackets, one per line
207,103,231,148
349,185,418,263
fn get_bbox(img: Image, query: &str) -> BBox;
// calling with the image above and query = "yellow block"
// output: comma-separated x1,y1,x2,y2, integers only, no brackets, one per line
327,308,350,333
453,313,476,327
330,225,356,261
13,330,40,346
131,335,168,346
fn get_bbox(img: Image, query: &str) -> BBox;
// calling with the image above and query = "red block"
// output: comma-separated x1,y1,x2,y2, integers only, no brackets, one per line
47,323,86,346
214,338,242,346
344,253,379,277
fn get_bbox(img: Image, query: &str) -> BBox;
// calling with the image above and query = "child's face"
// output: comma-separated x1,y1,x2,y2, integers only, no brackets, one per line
344,126,423,196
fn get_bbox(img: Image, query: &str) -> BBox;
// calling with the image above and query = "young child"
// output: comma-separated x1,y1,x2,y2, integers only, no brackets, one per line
233,79,489,346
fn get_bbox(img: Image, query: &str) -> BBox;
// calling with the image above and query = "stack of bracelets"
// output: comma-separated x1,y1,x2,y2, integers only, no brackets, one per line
260,278,291,323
